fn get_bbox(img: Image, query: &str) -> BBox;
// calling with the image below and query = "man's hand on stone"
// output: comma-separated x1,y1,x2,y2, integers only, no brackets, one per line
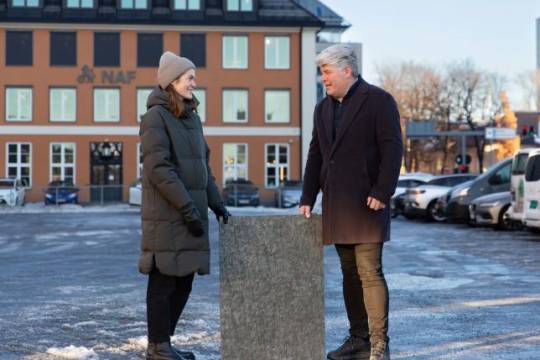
299,205,312,219
367,196,386,211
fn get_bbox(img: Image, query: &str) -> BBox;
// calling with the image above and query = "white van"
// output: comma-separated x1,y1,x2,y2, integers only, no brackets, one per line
523,149,540,230
508,148,537,228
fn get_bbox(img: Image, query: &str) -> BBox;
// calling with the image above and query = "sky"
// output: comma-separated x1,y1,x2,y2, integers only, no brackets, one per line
321,0,540,111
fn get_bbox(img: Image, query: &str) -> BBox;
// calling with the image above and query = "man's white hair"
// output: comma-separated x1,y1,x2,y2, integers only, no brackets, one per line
316,44,359,77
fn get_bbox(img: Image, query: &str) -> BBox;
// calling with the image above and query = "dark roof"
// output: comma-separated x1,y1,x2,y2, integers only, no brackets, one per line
0,0,324,27
294,0,349,29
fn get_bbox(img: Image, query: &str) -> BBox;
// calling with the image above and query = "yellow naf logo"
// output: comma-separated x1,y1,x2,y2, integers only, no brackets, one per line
77,65,136,85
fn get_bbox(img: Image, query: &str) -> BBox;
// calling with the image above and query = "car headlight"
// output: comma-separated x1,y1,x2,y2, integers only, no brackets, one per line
478,201,500,208
46,194,53,199
67,193,77,198
452,186,470,198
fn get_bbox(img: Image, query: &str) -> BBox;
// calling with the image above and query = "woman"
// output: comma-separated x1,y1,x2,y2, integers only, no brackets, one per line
139,51,230,360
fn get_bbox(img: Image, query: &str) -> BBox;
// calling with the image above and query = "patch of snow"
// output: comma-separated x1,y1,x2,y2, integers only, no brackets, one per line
0,203,139,214
46,345,98,359
386,273,474,291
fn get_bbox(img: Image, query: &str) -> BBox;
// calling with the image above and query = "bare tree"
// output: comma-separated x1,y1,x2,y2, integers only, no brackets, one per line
515,70,539,111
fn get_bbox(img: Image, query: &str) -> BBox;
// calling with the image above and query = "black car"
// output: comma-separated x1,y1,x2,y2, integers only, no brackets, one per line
222,179,260,207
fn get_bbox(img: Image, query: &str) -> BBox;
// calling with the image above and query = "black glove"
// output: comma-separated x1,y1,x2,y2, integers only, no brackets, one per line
181,205,205,237
213,203,231,224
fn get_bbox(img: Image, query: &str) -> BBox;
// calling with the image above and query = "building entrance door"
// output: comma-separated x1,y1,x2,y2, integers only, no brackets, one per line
90,142,123,203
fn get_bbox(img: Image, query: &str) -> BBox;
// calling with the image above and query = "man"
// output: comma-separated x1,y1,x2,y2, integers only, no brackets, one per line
300,44,403,360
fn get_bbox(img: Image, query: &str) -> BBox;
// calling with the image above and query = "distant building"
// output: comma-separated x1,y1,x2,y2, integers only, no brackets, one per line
0,0,350,204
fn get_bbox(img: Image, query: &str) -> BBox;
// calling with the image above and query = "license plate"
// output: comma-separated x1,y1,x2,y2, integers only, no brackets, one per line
531,200,538,209
238,199,250,204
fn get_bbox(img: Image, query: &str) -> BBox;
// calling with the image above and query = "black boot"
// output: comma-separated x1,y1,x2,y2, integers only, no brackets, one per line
146,341,183,360
327,335,371,360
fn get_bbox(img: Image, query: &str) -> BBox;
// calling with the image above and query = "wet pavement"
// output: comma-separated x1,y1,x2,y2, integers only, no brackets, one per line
0,210,539,359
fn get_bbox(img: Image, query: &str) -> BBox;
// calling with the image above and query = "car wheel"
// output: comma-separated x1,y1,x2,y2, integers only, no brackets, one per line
390,200,399,218
495,205,511,231
428,200,446,222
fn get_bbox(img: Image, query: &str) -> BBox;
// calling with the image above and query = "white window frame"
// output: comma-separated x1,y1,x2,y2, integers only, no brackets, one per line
49,143,76,184
6,142,32,187
173,0,200,10
137,142,143,178
12,0,39,7
193,88,206,123
120,0,147,9
265,143,289,188
222,35,248,69
265,36,290,69
223,143,248,184
66,0,93,8
5,87,32,122
137,88,152,123
226,0,252,11
222,89,248,123
50,87,76,122
94,88,120,122
264,89,290,123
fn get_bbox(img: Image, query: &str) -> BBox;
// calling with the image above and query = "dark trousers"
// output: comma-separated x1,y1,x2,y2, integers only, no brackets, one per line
335,243,389,343
146,266,195,343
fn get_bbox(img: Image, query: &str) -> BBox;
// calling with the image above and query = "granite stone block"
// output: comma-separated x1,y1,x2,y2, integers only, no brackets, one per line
220,215,324,360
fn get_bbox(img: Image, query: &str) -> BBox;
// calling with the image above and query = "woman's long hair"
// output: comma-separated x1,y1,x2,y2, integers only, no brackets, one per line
164,81,198,118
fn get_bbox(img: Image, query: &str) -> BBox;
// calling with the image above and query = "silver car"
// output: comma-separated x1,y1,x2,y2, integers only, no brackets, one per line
468,191,512,230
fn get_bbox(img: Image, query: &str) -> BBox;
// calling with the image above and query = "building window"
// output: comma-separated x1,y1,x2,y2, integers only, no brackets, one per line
174,0,200,10
6,31,32,66
223,90,248,123
50,88,76,122
265,144,289,188
226,0,252,11
138,33,163,67
50,143,76,184
265,36,290,69
222,36,248,69
6,87,32,122
11,0,39,7
66,0,93,8
94,32,120,67
180,34,206,67
120,0,147,9
137,143,143,178
223,144,248,183
137,88,152,122
94,88,120,122
265,90,290,123
6,143,32,186
50,32,77,66
193,89,206,122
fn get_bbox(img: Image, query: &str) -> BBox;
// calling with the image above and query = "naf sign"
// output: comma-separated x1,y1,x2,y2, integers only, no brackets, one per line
77,65,136,85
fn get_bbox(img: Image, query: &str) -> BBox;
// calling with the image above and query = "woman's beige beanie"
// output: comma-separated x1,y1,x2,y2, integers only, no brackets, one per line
157,51,195,89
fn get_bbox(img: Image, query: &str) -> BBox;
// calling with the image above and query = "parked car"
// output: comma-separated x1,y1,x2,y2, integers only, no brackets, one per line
129,178,142,206
446,158,512,223
222,179,260,207
507,147,536,229
523,149,540,231
0,178,26,206
436,180,475,222
44,180,79,205
391,173,434,218
275,180,302,208
468,191,512,230
403,174,477,221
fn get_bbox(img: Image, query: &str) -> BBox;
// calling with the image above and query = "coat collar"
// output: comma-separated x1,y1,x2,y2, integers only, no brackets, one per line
319,78,370,151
